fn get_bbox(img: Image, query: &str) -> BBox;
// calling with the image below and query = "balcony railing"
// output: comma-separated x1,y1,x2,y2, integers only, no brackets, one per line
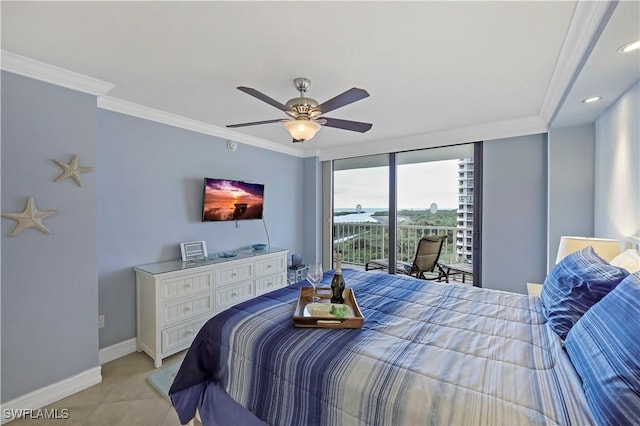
333,222,472,267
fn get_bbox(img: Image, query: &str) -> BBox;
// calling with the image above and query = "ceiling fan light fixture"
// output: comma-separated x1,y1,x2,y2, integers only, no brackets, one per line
284,119,321,142
228,78,371,142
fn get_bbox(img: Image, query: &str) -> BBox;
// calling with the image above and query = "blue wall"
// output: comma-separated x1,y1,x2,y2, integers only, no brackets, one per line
547,124,596,268
1,72,99,401
97,112,306,347
482,133,548,293
594,80,640,241
481,88,639,290
1,71,307,402
302,156,322,265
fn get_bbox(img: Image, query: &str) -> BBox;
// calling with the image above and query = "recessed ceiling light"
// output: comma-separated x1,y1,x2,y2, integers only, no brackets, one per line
618,40,640,53
582,96,602,103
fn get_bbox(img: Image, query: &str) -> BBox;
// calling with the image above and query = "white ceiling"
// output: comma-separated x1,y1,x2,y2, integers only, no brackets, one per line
551,0,639,128
1,1,638,159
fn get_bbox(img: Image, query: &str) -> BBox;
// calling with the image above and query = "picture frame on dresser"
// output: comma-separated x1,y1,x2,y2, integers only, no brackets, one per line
180,240,208,261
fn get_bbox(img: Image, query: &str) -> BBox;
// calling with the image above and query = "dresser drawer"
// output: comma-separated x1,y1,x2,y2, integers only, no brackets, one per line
255,255,286,278
162,293,213,327
161,316,208,354
161,272,212,302
255,273,286,295
135,248,288,367
215,280,254,311
215,263,253,285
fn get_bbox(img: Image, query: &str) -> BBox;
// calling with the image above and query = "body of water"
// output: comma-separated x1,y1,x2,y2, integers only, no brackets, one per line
333,208,386,224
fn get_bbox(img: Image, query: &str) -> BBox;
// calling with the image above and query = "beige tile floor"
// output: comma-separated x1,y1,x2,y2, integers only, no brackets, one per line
9,350,187,426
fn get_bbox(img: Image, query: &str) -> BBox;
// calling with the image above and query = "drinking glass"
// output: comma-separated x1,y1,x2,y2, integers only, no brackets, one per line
306,263,323,303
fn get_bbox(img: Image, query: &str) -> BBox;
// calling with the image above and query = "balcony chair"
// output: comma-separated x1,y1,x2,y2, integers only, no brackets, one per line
365,235,447,280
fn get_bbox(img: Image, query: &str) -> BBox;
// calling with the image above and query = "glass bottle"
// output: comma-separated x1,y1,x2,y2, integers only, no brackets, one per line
331,252,345,304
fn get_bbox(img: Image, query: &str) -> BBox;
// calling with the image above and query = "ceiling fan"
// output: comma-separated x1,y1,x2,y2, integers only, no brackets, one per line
227,78,372,143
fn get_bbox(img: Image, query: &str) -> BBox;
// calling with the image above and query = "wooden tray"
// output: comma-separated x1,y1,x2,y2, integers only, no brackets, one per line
293,287,364,328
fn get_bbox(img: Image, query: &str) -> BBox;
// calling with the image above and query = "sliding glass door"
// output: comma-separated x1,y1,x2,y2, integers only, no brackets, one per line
396,145,475,284
332,154,389,270
330,143,481,286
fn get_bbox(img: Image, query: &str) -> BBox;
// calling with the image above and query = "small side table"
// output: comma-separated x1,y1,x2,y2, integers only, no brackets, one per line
288,265,309,285
527,282,543,297
441,263,473,283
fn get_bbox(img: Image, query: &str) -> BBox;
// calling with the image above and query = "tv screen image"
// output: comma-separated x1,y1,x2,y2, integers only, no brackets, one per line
202,178,264,222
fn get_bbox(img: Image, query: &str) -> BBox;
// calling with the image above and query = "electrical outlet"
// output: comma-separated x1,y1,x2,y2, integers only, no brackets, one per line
98,315,105,329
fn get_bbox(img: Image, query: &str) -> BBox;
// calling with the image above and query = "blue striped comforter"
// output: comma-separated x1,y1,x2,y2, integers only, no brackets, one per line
170,269,594,425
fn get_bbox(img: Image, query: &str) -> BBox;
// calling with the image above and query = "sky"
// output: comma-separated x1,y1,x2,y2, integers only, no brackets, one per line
333,159,459,210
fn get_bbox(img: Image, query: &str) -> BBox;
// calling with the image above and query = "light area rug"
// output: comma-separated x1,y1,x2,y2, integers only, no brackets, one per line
147,362,181,402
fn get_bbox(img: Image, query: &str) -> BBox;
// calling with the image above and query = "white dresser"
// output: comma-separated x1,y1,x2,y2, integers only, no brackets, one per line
135,248,288,367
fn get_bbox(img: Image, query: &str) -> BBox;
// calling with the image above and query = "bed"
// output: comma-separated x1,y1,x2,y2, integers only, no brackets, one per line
169,247,640,426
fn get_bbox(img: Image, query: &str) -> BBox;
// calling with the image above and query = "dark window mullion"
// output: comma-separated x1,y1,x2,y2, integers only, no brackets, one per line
472,142,483,287
388,153,397,274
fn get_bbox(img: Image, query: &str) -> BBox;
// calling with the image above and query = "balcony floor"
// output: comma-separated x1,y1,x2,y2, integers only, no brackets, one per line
343,263,473,285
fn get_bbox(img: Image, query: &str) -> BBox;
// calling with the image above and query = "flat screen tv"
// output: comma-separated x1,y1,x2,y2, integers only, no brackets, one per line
202,178,264,222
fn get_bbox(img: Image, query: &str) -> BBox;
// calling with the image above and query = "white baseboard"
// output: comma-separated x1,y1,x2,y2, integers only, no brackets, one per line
1,366,101,425
98,338,137,365
1,339,138,424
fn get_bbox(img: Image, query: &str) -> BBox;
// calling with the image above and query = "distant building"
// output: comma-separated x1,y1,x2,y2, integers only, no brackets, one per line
457,158,473,262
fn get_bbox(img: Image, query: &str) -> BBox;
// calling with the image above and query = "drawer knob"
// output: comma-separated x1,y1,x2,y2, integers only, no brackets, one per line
184,306,191,312
267,281,273,287
231,292,238,298
185,330,193,336
267,265,272,268
231,272,237,276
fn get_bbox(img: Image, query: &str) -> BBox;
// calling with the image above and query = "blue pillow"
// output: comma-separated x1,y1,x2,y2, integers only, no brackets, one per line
564,272,640,425
541,246,628,339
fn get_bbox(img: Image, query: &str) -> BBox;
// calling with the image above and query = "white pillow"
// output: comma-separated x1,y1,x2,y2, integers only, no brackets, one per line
609,249,640,273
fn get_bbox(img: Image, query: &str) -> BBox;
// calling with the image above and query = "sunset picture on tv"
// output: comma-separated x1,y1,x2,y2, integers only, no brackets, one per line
202,178,264,221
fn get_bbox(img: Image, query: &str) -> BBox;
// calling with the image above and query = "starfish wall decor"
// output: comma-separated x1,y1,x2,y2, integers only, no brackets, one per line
53,154,94,187
1,196,57,237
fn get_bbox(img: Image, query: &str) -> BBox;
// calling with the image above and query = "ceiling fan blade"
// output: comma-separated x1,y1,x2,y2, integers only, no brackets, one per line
237,87,289,112
320,117,373,133
314,88,369,115
226,118,284,128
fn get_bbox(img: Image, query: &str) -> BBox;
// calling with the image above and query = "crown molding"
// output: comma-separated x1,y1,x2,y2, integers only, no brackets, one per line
318,115,548,162
539,0,617,124
0,50,302,157
1,49,552,161
97,96,304,157
1,50,114,96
